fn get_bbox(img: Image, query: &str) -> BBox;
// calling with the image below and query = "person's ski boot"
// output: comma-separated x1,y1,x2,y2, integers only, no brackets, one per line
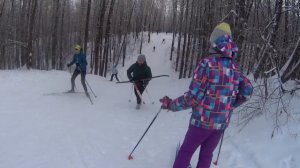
136,104,141,110
67,89,75,93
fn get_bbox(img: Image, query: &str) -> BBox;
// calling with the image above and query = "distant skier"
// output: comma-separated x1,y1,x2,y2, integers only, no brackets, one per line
159,22,253,168
110,64,120,82
127,54,152,109
162,38,165,44
67,44,89,97
153,46,156,52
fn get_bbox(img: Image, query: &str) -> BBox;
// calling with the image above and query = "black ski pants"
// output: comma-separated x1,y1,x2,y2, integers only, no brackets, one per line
110,73,119,82
71,69,87,93
134,82,147,105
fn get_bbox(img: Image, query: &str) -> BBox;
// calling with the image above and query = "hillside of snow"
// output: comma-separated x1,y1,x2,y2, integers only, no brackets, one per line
0,33,299,168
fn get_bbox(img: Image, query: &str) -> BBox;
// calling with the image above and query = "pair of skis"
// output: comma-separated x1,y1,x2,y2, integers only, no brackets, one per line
118,75,169,107
44,91,95,105
85,92,94,105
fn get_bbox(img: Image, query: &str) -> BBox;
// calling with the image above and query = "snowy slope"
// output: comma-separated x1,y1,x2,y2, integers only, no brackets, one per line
0,33,299,168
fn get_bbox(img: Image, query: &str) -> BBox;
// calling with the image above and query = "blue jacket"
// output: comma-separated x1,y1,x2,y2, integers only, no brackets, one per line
69,50,87,72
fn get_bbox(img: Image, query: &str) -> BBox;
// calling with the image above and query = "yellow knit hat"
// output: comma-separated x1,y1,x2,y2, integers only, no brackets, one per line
210,22,232,45
74,44,81,50
215,23,231,34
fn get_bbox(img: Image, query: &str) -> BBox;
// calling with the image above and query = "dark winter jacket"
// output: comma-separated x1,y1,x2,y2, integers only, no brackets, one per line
127,62,152,84
69,50,87,72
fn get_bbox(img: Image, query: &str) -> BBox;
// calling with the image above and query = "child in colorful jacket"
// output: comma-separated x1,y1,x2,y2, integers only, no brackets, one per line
160,22,253,168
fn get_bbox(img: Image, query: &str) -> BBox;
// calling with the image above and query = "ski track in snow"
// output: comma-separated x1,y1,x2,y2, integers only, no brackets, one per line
0,33,299,168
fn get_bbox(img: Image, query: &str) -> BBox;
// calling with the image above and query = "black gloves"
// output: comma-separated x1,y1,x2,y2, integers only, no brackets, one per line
130,77,135,82
142,81,148,88
67,63,80,67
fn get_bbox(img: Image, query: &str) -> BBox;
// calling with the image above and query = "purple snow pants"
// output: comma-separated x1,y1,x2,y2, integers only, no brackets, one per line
173,125,224,168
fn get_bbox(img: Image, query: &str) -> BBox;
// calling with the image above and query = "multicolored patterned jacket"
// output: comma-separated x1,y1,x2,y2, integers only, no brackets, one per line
168,35,253,130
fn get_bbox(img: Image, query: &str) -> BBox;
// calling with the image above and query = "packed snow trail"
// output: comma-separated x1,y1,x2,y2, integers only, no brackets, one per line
0,33,299,168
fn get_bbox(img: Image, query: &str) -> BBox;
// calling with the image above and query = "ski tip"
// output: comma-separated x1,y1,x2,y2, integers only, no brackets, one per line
128,155,133,160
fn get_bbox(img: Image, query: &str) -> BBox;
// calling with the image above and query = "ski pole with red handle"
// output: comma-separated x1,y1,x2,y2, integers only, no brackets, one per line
213,132,224,165
128,108,162,160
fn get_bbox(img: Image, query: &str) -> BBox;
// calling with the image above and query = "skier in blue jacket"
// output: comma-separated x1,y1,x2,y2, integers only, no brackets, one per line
67,45,88,96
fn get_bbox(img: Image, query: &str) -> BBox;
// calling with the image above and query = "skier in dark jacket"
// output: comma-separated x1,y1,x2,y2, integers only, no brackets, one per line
127,54,152,109
67,45,89,96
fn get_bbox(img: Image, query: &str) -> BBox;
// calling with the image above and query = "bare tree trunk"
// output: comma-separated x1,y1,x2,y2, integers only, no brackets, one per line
102,0,116,77
59,0,66,70
83,0,92,54
0,0,6,21
122,0,136,67
175,0,184,72
93,0,106,75
235,0,254,47
183,0,195,78
170,0,177,61
280,37,300,82
51,0,60,69
0,0,7,68
138,1,145,54
254,0,283,79
283,0,289,47
188,0,200,78
78,0,85,44
179,0,189,79
26,0,38,69
9,0,16,69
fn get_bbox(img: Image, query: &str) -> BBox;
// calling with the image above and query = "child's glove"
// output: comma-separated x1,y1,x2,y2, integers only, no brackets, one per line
159,96,172,110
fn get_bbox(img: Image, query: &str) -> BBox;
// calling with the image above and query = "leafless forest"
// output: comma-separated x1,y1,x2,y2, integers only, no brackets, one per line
0,0,299,130
0,0,298,80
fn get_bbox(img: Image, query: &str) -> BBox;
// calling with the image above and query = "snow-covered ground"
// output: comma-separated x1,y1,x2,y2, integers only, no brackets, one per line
0,33,299,168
